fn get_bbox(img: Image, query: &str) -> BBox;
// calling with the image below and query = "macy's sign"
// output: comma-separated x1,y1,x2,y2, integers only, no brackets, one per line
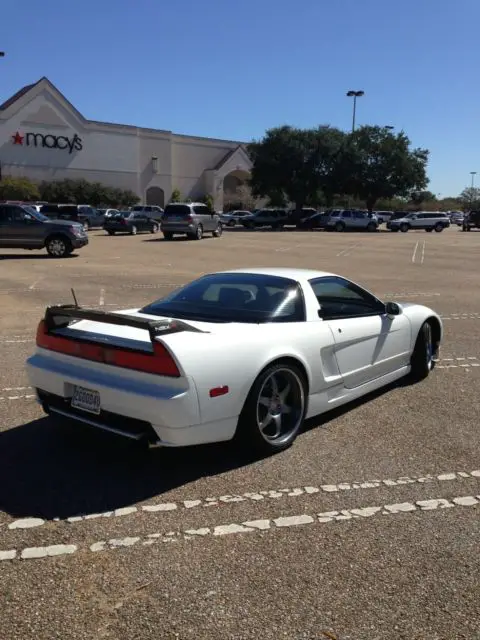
11,131,83,154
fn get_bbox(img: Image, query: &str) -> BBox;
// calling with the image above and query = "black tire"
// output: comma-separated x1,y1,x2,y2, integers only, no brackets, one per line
335,221,345,232
46,235,72,258
434,223,443,232
228,220,236,227
367,222,376,232
235,361,307,455
151,223,159,234
130,225,137,236
163,232,173,240
194,225,203,240
213,224,223,237
82,220,89,231
107,230,115,236
425,228,433,232
390,228,399,232
409,321,435,382
400,223,409,232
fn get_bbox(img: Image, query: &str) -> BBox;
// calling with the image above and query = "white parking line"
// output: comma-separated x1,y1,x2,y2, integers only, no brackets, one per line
3,492,478,561
421,240,426,264
336,243,360,257
384,292,440,298
99,288,106,306
441,313,480,320
4,468,479,532
411,241,418,263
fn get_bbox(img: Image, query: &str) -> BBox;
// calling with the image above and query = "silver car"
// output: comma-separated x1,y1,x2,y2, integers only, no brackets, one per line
326,209,378,232
161,202,223,240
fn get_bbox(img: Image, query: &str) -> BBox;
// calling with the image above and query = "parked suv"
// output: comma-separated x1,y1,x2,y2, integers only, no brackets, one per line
462,211,480,231
39,204,104,230
161,203,222,240
241,209,289,229
388,211,450,232
0,204,88,257
326,209,378,232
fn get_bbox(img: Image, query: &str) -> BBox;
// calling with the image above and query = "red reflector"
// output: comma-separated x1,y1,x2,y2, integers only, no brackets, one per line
209,386,229,398
35,319,180,377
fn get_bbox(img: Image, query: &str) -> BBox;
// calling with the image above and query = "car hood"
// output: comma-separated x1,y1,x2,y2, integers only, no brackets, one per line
44,219,83,228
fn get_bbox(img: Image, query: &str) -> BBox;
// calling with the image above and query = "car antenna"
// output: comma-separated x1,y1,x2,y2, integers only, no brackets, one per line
71,288,79,307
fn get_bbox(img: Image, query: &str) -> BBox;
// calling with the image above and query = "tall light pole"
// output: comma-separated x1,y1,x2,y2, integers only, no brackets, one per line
346,90,364,133
470,171,477,189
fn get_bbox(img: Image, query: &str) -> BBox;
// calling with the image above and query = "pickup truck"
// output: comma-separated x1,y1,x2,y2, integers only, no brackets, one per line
0,203,88,257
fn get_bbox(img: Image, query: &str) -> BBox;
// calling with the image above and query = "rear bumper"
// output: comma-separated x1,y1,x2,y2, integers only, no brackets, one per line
160,224,195,234
26,352,237,447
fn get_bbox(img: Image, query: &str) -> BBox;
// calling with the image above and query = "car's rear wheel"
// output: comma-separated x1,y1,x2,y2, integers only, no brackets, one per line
213,223,222,237
46,235,72,258
107,230,115,236
335,221,345,232
130,225,137,235
426,227,433,232
236,362,307,454
409,321,435,382
400,223,409,232
194,225,203,240
367,222,377,232
163,232,173,240
151,223,159,234
434,223,443,232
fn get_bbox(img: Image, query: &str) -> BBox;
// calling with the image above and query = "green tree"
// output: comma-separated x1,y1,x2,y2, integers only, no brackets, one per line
200,193,214,211
459,187,480,210
347,126,429,211
169,187,181,203
0,176,40,201
248,125,346,211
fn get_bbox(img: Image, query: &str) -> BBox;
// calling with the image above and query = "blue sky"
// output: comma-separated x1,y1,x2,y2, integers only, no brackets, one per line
1,0,477,196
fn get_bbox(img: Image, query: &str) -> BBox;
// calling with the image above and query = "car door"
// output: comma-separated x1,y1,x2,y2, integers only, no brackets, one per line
1,206,43,247
193,204,214,231
309,276,412,389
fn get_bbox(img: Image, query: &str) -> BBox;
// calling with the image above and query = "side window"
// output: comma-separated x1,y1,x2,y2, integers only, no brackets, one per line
353,211,365,219
9,206,27,222
193,205,209,216
342,211,352,218
309,276,384,319
0,205,10,224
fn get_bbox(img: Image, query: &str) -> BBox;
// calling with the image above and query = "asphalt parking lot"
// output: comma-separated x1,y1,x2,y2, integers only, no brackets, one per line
0,225,479,640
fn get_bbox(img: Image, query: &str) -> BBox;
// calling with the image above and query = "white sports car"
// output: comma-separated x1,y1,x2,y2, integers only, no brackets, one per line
26,268,442,454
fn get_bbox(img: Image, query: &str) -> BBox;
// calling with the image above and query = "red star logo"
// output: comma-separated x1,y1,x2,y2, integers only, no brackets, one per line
12,131,24,145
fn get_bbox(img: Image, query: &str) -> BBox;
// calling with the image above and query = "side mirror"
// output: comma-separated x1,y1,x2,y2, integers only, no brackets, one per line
385,301,402,316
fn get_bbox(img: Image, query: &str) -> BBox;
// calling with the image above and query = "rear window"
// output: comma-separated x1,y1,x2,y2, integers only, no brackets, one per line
163,205,192,218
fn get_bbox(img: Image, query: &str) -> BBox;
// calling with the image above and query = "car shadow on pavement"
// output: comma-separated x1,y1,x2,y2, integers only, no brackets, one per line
0,378,415,521
0,416,261,520
0,254,80,260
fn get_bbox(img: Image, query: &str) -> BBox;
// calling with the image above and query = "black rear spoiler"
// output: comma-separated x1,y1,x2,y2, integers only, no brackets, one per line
43,305,206,342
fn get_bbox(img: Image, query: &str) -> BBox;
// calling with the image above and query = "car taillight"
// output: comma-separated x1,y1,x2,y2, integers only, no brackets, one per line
36,320,180,377
186,215,193,221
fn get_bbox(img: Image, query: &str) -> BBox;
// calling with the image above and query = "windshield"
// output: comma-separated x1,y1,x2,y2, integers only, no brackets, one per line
140,273,305,323
23,206,49,222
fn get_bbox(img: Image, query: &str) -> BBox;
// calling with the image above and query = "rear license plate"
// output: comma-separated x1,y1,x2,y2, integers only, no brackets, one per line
71,385,101,415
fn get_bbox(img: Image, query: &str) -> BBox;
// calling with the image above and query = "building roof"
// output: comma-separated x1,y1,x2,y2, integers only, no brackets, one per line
0,79,41,111
0,77,248,146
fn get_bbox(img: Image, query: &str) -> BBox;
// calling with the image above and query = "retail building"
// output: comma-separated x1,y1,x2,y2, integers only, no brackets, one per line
0,77,252,209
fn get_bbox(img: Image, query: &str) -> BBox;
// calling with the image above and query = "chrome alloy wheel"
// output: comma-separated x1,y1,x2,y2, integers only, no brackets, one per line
256,367,305,445
47,238,67,257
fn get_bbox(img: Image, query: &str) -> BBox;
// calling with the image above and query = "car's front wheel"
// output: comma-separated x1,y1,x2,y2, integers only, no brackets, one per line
335,221,345,232
367,222,377,232
130,225,137,235
236,362,307,454
163,232,173,240
46,235,72,258
151,223,159,234
410,321,435,382
82,220,89,231
400,223,409,232
213,223,223,237
107,230,115,236
434,223,444,232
